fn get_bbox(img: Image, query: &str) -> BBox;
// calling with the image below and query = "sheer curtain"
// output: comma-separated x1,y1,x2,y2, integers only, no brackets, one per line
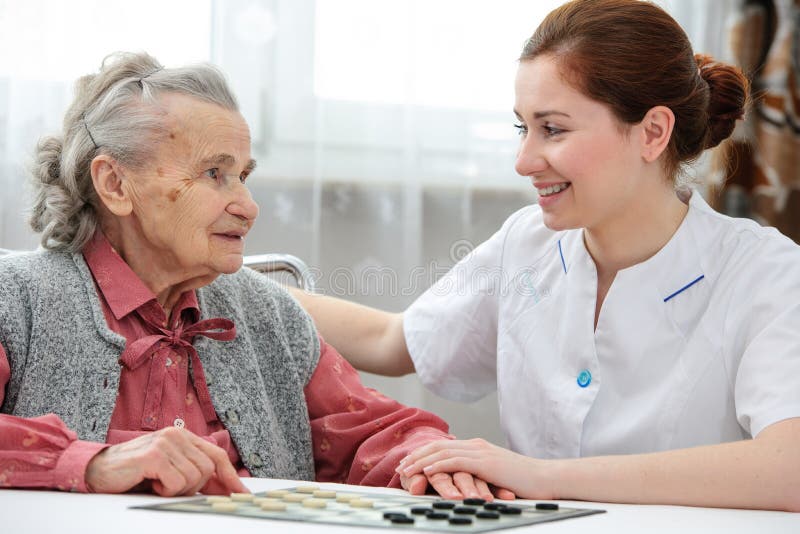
0,0,738,443
0,0,213,249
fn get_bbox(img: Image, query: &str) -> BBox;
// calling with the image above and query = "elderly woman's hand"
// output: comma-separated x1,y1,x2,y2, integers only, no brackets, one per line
399,439,550,500
399,444,517,502
400,470,516,502
85,427,248,496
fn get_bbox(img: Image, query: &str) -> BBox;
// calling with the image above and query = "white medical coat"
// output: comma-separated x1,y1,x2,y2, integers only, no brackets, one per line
404,191,800,459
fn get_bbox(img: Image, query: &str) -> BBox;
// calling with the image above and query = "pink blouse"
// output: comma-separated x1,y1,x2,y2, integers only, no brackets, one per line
0,233,449,492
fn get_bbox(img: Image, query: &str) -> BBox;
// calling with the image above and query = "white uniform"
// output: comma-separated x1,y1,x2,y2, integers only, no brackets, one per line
404,191,800,459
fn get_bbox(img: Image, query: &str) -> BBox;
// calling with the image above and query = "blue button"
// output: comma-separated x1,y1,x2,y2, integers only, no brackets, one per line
577,369,592,388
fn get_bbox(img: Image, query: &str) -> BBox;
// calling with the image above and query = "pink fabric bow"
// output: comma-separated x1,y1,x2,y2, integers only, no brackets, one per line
119,317,236,430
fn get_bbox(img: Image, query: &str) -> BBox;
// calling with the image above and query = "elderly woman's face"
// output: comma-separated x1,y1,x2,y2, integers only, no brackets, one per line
124,93,259,279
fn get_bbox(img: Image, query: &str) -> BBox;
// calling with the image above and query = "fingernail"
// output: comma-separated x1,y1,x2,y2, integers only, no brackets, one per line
399,455,409,465
422,465,432,472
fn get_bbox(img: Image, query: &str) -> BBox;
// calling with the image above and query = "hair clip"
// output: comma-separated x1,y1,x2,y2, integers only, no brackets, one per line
137,67,163,88
81,113,99,150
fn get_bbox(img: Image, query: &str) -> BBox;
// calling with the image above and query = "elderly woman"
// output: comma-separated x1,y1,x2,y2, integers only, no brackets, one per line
0,52,467,498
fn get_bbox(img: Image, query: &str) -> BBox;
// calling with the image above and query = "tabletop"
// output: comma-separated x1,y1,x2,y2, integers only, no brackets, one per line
2,478,798,534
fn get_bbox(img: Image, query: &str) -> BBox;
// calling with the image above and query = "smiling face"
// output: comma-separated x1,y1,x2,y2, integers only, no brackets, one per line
514,55,648,233
118,93,259,285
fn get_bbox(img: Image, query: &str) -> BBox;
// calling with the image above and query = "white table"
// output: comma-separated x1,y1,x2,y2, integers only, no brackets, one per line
2,478,798,534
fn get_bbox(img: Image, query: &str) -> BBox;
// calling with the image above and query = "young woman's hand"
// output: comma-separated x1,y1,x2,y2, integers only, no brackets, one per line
398,439,552,500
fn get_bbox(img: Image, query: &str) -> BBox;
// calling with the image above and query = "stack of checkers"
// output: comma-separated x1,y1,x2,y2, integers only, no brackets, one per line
134,485,604,532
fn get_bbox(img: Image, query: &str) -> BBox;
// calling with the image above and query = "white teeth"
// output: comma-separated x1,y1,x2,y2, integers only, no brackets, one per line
537,183,569,197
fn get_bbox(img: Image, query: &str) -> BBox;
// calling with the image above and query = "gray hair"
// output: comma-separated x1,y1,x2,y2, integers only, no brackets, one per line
29,51,240,252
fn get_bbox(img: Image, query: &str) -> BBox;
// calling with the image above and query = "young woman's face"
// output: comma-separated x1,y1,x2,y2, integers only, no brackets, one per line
514,55,646,232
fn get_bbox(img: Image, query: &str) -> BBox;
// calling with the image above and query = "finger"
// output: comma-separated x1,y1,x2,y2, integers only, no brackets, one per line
149,460,189,497
192,437,248,494
422,457,484,480
200,473,235,496
473,478,495,502
401,448,484,479
407,473,429,496
141,440,191,497
400,473,429,495
184,469,212,496
452,472,481,500
178,442,218,496
399,449,453,477
173,431,230,495
159,445,206,496
426,472,462,500
399,439,468,468
493,486,516,500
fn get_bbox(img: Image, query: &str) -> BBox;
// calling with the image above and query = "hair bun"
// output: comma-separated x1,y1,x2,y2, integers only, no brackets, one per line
695,54,749,149
29,135,65,235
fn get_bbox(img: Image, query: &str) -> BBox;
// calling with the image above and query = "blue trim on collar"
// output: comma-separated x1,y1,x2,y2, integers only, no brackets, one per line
663,275,704,302
558,239,567,274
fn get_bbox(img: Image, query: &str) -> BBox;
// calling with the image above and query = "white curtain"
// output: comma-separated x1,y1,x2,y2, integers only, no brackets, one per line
0,0,737,444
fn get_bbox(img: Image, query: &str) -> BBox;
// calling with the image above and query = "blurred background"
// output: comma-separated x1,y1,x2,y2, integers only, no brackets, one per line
0,0,797,445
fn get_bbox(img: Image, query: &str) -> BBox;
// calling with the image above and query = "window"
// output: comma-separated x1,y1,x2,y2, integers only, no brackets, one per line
255,0,564,188
0,0,211,81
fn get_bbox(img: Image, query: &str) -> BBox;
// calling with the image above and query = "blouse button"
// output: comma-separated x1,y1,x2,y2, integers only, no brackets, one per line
173,418,185,428
576,369,592,388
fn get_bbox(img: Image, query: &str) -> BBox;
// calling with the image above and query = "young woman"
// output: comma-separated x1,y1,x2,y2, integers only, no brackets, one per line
293,0,800,511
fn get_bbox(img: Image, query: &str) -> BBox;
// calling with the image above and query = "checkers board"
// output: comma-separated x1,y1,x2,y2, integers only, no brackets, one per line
133,485,605,532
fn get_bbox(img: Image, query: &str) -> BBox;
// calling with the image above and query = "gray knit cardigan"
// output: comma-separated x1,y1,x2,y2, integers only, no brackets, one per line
0,250,320,480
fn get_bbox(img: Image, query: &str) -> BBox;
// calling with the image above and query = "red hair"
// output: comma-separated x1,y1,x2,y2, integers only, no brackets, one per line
520,0,749,179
